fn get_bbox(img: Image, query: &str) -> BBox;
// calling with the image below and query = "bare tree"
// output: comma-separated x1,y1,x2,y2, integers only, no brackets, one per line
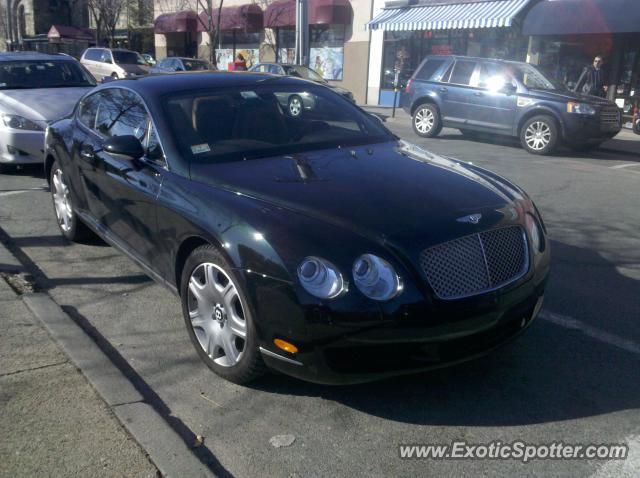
195,0,223,66
87,0,128,46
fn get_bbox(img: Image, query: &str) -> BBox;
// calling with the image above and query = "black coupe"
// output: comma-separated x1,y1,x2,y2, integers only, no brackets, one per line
45,72,550,384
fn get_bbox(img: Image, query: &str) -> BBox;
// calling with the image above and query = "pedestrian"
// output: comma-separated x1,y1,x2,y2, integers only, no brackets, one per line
574,55,608,97
234,53,247,71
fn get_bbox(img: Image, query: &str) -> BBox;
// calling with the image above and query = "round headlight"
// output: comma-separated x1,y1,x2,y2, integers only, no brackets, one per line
297,256,345,299
352,254,402,301
525,213,542,252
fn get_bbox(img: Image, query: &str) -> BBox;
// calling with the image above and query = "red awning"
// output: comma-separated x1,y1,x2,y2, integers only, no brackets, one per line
154,10,199,34
47,25,94,41
197,4,264,32
265,0,352,28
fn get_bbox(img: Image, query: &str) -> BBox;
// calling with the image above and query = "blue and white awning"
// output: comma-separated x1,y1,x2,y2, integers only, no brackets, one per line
367,0,532,31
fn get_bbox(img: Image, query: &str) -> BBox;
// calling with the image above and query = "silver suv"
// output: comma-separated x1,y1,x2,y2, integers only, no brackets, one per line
80,48,149,81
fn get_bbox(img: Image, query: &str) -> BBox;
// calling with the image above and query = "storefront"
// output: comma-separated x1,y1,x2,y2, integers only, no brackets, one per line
523,0,640,128
366,0,534,105
154,10,199,58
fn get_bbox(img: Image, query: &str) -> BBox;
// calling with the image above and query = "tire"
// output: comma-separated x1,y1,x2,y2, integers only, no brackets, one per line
50,160,92,241
287,95,303,117
111,72,118,80
412,103,442,138
520,115,559,155
180,245,266,384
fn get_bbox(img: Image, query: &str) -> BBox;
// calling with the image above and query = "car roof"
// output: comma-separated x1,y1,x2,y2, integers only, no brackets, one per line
0,52,75,61
97,71,313,97
425,54,526,66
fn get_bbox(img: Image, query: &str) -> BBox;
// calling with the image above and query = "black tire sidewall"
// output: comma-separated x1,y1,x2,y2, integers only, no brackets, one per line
520,115,559,155
412,103,442,138
179,245,265,383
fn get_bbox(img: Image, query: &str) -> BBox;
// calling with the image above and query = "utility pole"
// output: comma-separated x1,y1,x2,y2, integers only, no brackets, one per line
295,0,308,67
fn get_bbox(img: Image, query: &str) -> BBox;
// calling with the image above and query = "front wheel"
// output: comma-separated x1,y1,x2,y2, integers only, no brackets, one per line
412,103,442,138
180,245,266,384
288,95,303,117
50,160,92,241
520,115,559,155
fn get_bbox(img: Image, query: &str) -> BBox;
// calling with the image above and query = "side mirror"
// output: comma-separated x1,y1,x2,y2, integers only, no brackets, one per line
103,135,145,160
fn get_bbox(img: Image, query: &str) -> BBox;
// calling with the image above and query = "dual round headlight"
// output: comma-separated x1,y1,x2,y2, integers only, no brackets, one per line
297,254,402,301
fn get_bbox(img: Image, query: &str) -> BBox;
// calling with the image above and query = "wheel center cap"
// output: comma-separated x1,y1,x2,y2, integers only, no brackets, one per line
214,304,226,325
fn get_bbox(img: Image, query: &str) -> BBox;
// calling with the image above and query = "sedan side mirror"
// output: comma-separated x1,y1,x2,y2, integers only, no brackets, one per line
103,135,145,160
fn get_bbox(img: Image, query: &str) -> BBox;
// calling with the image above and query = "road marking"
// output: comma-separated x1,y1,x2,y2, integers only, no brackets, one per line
610,163,640,169
0,187,47,197
539,310,640,355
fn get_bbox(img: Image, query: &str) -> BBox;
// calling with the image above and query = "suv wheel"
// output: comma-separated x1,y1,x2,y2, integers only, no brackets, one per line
180,245,266,384
412,103,442,138
520,115,558,155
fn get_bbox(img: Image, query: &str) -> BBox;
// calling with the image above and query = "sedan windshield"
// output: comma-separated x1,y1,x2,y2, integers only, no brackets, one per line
0,60,97,89
113,51,147,65
164,85,392,163
283,65,326,83
507,63,559,90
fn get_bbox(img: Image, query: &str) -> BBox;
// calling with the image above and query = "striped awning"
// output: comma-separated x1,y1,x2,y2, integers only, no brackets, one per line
367,0,532,31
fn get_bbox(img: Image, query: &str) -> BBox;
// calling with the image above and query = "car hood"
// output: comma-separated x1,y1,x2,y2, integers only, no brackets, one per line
190,141,528,248
0,87,91,122
527,88,614,106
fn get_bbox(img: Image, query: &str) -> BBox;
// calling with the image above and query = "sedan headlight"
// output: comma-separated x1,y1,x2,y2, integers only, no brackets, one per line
525,213,543,252
297,256,346,299
352,254,403,301
2,114,43,131
567,102,596,115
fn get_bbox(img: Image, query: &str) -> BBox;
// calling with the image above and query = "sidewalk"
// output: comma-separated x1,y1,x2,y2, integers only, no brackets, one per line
0,249,159,477
362,105,640,157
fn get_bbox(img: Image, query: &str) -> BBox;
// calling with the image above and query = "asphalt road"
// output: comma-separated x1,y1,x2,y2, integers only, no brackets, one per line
1,122,639,477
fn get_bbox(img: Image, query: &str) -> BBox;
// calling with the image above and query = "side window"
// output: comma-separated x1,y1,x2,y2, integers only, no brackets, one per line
84,49,99,61
158,59,169,68
268,64,281,74
415,59,446,81
78,93,100,129
100,50,112,63
95,89,147,140
145,124,163,162
448,60,477,86
475,63,512,89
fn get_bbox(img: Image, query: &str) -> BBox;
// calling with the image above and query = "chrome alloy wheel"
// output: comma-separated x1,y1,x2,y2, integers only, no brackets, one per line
52,168,73,233
187,263,247,367
289,96,302,117
414,108,434,134
524,121,551,151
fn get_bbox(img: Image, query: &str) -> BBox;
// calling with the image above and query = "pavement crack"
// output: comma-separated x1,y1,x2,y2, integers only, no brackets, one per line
0,360,69,377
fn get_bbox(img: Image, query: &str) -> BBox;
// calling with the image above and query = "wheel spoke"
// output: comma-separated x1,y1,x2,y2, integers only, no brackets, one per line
189,276,207,304
221,330,239,364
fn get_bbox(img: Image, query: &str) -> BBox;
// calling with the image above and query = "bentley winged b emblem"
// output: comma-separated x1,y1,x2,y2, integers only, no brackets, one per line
457,213,482,224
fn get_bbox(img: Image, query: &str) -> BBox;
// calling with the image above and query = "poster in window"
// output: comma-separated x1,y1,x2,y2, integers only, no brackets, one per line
309,46,344,81
278,48,296,64
216,48,259,70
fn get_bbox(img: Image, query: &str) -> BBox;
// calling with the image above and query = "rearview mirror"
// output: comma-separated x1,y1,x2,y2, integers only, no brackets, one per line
103,135,145,160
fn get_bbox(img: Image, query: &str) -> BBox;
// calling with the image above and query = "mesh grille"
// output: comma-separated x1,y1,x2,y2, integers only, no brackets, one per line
420,226,528,300
600,106,620,127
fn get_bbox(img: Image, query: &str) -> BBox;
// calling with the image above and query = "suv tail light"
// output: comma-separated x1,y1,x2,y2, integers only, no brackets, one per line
405,78,413,93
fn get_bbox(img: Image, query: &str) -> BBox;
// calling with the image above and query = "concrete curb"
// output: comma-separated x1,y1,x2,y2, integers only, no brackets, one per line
22,293,215,478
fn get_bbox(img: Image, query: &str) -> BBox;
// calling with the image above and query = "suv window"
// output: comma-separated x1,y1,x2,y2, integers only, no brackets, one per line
78,93,100,128
475,62,513,89
415,59,446,81
448,60,477,86
84,49,102,61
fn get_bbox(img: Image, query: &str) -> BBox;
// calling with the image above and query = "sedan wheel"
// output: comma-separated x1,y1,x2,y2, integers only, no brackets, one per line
181,245,265,383
288,95,303,117
520,115,558,155
412,103,442,138
50,161,91,241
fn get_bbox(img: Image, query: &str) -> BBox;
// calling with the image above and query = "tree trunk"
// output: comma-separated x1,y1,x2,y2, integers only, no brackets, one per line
213,0,223,67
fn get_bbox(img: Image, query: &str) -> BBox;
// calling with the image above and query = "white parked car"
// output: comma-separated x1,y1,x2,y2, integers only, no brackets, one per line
80,48,150,81
0,52,96,172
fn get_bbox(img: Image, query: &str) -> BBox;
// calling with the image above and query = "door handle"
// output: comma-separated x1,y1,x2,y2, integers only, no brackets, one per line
79,147,95,160
474,92,484,97
439,87,448,92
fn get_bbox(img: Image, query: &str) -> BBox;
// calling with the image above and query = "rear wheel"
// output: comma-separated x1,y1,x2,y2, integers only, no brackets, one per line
520,115,559,155
50,160,92,241
180,245,266,384
412,103,442,138
111,72,118,80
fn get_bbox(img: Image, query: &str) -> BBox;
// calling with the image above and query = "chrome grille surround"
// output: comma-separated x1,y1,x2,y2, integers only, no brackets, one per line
600,106,620,127
419,226,529,300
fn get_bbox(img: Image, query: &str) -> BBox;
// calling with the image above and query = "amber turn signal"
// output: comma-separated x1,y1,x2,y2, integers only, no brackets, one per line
274,338,298,354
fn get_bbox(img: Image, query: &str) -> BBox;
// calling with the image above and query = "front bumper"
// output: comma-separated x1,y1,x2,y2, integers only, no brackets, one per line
0,127,45,165
561,112,621,144
258,274,548,385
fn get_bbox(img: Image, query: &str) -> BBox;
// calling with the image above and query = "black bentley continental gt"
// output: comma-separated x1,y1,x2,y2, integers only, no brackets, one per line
44,72,550,384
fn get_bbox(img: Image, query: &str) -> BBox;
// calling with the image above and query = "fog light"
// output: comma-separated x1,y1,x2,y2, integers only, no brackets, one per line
274,339,298,354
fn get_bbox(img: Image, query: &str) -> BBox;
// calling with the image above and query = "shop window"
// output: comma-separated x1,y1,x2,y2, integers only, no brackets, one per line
276,28,295,64
217,31,262,71
309,25,345,81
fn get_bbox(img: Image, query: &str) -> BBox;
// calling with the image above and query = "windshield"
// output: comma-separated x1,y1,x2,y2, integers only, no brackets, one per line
507,63,559,90
183,60,211,71
164,85,392,163
283,65,326,83
113,51,147,66
0,60,97,89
